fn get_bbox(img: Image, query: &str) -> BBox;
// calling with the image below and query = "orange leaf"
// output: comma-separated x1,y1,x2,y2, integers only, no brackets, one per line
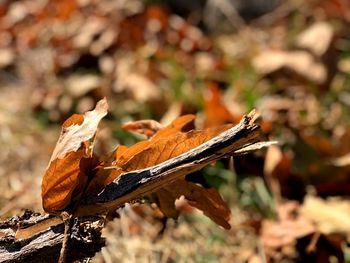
87,114,197,192
204,81,241,128
122,119,163,138
152,114,195,139
121,114,195,139
117,115,195,168
42,149,85,211
41,98,108,212
155,180,231,229
118,125,231,171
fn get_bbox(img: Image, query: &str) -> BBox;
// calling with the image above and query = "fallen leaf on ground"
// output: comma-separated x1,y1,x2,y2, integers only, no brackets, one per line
253,50,327,84
295,22,334,57
203,81,241,128
300,195,350,234
261,201,315,251
114,57,161,102
66,74,101,98
264,145,283,176
331,154,350,167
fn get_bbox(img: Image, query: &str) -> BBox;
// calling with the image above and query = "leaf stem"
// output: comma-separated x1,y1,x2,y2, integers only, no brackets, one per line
58,212,72,263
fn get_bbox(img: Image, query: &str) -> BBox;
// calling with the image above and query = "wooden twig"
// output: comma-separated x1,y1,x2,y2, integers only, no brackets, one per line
58,212,72,263
0,211,105,263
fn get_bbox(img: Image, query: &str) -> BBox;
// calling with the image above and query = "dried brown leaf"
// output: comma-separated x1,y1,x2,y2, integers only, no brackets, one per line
253,50,327,84
300,195,350,234
41,98,108,212
122,119,163,138
153,179,231,229
261,202,315,251
204,81,241,128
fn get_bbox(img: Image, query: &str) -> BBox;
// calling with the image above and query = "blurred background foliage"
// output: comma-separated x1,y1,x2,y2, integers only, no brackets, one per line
1,0,350,262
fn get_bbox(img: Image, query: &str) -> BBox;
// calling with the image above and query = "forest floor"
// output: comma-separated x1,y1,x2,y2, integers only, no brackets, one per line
1,0,350,262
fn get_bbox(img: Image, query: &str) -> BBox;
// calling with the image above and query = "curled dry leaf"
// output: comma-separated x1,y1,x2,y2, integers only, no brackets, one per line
261,201,315,252
155,179,231,229
122,119,163,138
121,114,195,140
41,98,108,212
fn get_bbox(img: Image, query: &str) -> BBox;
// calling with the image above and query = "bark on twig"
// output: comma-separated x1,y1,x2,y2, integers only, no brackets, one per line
58,212,72,263
0,211,105,263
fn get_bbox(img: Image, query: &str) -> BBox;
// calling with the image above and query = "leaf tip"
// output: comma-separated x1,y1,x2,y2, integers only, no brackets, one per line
96,97,108,112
